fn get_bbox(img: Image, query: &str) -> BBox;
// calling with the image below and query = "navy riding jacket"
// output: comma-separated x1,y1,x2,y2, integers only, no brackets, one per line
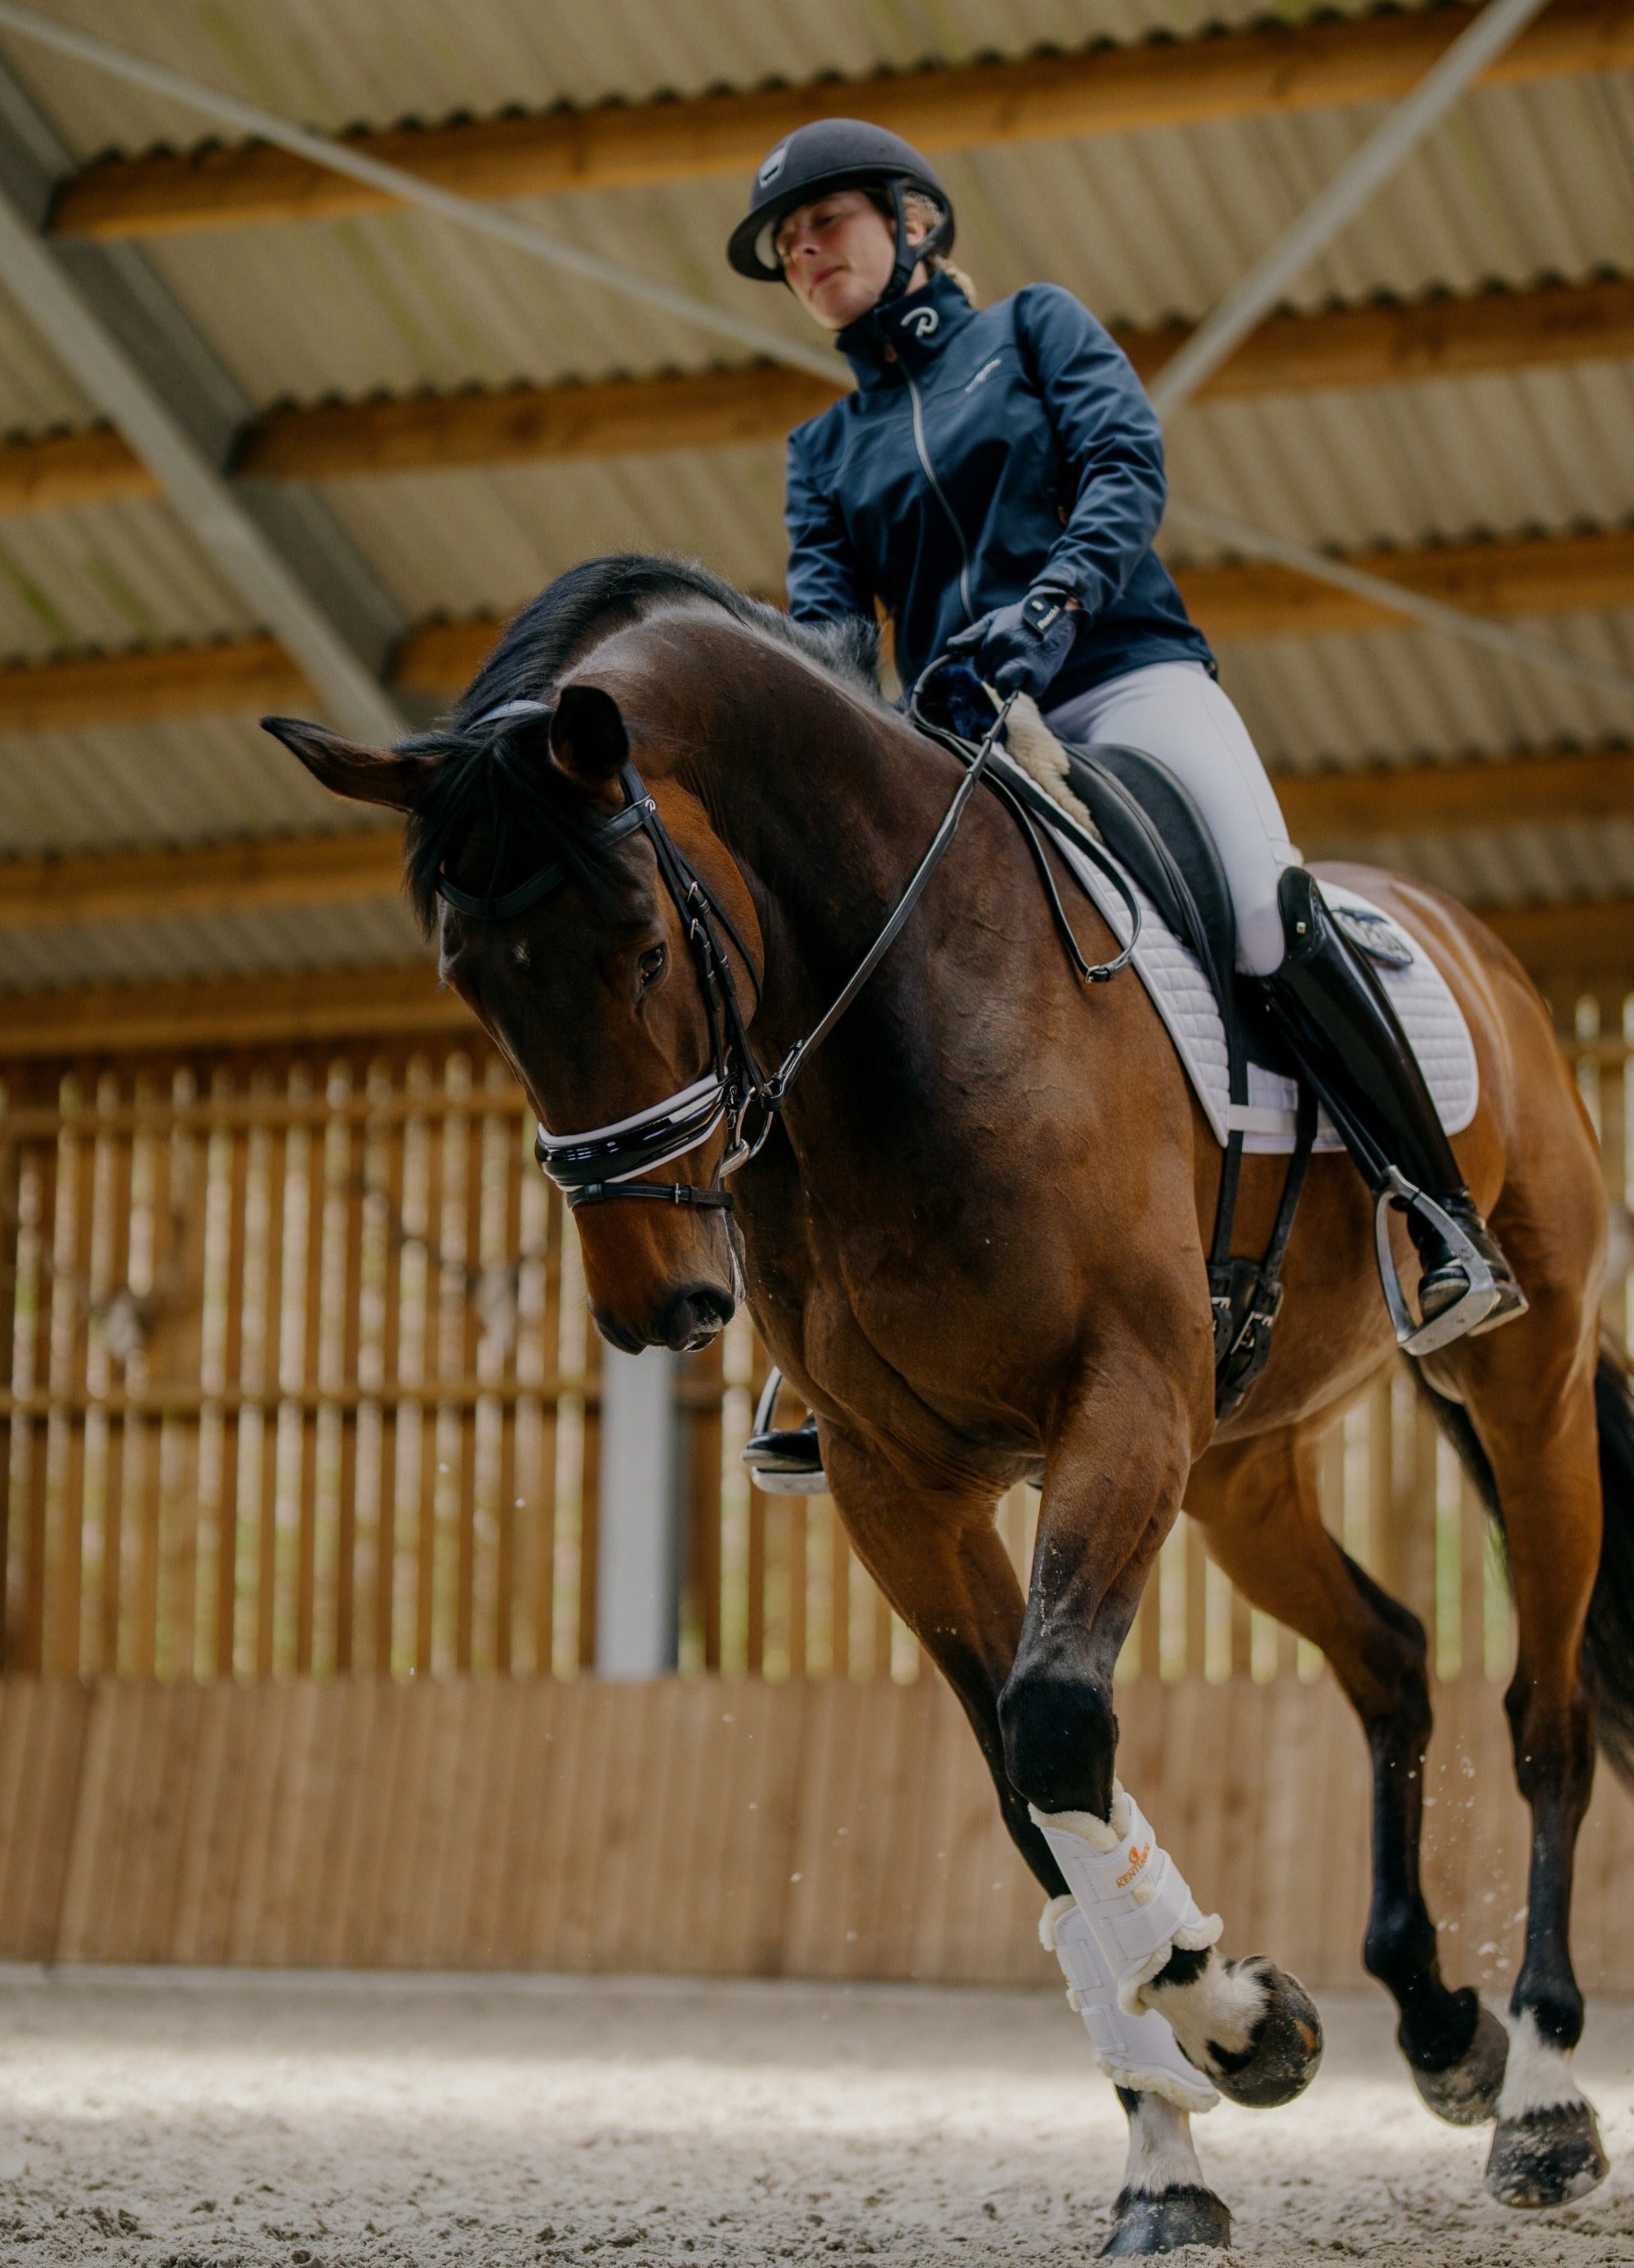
784,270,1214,704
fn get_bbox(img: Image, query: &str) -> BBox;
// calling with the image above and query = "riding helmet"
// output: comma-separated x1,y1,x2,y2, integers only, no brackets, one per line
725,118,954,289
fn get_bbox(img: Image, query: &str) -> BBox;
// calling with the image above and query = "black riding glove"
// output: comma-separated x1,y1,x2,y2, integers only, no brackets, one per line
944,586,1078,703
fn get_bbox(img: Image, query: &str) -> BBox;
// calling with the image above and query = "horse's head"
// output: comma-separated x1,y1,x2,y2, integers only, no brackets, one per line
262,668,761,1354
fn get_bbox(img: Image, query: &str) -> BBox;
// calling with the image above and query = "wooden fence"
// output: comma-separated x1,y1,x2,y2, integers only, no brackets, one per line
0,1002,1627,1692
0,1673,1630,1988
0,1004,1629,1984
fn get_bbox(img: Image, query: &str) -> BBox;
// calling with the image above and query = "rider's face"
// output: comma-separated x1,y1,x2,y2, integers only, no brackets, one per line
776,190,929,331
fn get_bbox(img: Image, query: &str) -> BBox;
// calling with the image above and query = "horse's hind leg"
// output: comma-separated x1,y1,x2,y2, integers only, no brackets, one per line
1446,1315,1608,2208
1187,1423,1509,2122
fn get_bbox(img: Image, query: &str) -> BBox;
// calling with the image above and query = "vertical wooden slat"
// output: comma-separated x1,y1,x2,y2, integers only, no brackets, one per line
788,1496,808,1678
162,1067,206,1681
578,1322,602,1672
358,1056,397,1676
479,1061,517,1675
42,1084,85,1678
746,1474,767,1677
439,1051,475,1675
254,1079,288,1680
217,1074,249,1679
0,1101,25,1673
517,1149,556,1676
289,1065,324,1676
123,1072,162,1681
830,1504,851,1681
682,1338,724,1673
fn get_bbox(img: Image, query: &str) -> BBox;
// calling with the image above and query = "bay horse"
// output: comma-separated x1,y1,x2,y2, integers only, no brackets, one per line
266,557,1634,2256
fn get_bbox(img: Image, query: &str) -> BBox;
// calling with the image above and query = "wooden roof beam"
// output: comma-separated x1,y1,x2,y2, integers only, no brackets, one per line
0,635,302,732
0,961,460,1056
0,898,1630,1059
6,276,1632,512
3,751,1634,940
0,525,1627,738
49,0,1634,243
1280,747,1634,845
0,824,404,930
1172,526,1634,643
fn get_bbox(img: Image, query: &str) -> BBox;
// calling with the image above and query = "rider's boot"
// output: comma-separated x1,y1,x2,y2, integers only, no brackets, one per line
742,1368,828,1493
1257,868,1526,1349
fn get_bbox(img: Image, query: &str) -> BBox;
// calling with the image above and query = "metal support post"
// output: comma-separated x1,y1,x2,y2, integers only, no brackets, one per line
596,1346,683,1677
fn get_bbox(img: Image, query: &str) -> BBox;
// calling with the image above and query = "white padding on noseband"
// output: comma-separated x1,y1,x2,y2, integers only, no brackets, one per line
1032,1784,1221,2012
1041,1894,1218,2115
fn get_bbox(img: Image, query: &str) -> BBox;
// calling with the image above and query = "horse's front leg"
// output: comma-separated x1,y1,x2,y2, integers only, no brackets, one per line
999,1355,1323,2234
820,1422,1226,2259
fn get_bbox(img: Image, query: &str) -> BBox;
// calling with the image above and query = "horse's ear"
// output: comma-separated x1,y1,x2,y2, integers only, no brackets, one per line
549,684,629,792
260,716,432,812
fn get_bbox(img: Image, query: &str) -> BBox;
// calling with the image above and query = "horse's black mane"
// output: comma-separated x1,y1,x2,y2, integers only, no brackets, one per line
403,555,881,933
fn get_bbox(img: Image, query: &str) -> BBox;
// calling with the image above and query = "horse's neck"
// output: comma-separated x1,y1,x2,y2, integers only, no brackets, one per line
712,695,972,1053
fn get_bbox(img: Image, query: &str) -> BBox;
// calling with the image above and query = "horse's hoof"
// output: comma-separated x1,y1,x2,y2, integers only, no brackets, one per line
1099,2186,1232,2256
1210,1964,1324,2109
1407,2001,1509,2126
1484,2101,1609,2208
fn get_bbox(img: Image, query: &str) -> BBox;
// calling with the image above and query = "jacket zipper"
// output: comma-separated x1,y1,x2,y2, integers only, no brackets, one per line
903,364,975,624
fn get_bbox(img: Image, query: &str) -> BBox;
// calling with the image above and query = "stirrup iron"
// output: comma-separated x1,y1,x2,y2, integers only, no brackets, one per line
1373,1166,1499,1355
743,1367,828,1495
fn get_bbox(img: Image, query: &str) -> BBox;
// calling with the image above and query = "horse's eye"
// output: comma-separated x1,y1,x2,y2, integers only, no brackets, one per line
638,944,667,989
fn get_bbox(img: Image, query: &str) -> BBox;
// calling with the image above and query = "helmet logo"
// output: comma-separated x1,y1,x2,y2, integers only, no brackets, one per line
901,306,940,339
757,142,788,188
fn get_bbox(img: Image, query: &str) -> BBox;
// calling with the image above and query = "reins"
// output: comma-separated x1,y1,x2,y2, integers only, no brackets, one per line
435,676,1041,1214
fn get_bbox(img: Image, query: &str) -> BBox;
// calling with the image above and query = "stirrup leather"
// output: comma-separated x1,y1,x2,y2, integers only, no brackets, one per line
1374,1167,1499,1355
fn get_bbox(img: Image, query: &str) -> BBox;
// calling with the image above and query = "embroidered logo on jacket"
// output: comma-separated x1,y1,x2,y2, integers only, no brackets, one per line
900,306,940,339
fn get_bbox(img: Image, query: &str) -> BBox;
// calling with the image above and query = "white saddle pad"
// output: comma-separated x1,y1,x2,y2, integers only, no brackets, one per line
1053,838,1478,1154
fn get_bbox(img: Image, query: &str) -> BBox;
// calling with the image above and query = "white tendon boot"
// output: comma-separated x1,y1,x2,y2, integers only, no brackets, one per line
1041,1896,1218,2114
1034,1786,1222,2110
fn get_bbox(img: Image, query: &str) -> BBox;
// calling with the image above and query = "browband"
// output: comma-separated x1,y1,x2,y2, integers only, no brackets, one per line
435,699,653,921
435,795,652,921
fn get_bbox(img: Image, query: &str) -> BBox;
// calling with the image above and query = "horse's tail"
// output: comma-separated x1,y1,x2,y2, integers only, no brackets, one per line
1413,1331,1634,1792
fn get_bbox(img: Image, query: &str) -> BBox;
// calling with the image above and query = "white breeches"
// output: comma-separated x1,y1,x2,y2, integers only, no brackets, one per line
1046,661,1297,976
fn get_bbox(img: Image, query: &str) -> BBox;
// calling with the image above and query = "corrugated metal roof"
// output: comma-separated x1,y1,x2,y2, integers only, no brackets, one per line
0,715,397,854
1220,624,1634,775
82,73,1634,416
0,897,422,991
0,0,1383,157
0,498,249,659
0,2,1621,980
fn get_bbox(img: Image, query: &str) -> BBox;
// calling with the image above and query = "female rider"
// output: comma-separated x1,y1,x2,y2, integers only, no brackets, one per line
730,122,1520,1476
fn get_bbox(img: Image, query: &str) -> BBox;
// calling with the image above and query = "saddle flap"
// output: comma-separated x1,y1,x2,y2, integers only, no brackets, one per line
1061,743,1238,1009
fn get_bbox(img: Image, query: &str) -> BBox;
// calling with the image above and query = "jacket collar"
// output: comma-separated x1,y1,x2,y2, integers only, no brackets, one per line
835,270,978,390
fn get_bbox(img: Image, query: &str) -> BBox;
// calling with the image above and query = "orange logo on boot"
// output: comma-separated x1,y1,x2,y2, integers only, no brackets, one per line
1114,1842,1151,1889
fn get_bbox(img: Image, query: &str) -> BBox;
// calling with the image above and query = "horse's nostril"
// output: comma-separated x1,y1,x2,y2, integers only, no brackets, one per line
659,1282,734,1351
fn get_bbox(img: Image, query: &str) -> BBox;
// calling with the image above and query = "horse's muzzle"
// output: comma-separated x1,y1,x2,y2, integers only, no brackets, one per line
654,1281,736,1351
595,1280,735,1354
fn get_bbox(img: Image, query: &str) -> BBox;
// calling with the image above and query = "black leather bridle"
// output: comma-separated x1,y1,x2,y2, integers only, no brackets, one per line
435,671,1135,1215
